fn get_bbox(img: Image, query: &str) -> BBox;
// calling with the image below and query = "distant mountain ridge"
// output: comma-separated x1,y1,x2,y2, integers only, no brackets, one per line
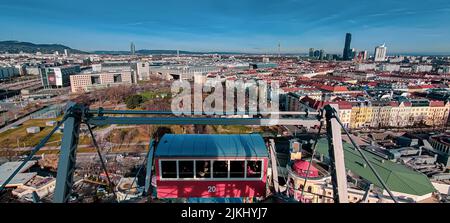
0,41,240,55
0,40,87,54
92,49,241,55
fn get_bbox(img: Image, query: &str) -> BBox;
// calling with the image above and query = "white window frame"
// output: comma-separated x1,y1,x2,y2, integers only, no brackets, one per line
178,160,195,179
245,160,264,179
159,160,178,179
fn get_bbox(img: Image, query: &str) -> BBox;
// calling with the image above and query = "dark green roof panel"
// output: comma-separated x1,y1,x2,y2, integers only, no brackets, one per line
315,139,435,196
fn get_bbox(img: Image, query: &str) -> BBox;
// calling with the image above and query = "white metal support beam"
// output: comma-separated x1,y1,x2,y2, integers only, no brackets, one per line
324,104,348,203
144,139,155,195
269,139,280,194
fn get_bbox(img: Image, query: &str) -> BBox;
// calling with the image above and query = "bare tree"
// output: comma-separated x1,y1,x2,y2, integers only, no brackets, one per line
73,94,92,106
153,127,172,142
143,98,171,111
124,129,139,146
142,125,156,138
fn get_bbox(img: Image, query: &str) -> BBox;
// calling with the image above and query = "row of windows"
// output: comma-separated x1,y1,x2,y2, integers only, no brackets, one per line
159,160,263,180
432,141,450,154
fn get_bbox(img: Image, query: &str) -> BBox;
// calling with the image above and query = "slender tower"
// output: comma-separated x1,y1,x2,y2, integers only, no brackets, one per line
130,42,136,55
278,43,281,57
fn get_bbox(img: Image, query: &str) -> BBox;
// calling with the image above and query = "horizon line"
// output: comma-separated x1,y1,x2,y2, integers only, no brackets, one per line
2,40,450,56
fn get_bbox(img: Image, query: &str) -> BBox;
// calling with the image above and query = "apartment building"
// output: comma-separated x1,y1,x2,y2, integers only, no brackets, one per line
295,95,449,129
350,101,372,129
298,96,352,128
389,101,413,127
370,101,392,128
427,101,450,127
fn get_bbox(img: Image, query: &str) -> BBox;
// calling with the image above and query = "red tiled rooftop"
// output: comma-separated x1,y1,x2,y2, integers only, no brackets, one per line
419,84,434,89
292,160,319,178
430,100,445,107
300,96,352,110
319,85,349,92
282,87,302,93
389,101,399,107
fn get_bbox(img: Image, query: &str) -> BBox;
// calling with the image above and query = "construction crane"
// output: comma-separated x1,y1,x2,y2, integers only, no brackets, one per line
0,102,397,203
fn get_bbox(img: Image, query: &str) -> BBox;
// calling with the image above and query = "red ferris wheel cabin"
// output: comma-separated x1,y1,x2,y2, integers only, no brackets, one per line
154,134,269,199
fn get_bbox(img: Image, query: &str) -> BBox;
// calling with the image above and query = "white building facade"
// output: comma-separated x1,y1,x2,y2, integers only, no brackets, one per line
374,44,387,62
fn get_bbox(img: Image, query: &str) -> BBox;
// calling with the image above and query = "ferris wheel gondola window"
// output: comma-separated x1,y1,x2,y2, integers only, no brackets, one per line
230,161,245,178
246,160,262,178
179,161,194,178
161,161,177,179
213,161,228,178
196,160,211,178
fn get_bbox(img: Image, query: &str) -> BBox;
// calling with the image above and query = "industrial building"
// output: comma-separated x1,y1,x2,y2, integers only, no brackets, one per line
70,70,136,93
0,161,37,188
132,61,151,81
150,65,221,81
313,139,436,202
286,160,385,203
39,65,81,88
0,161,57,202
0,66,20,80
429,134,450,167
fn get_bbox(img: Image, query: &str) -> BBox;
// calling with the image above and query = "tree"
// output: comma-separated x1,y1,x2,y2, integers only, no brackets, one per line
142,98,171,111
153,127,172,142
125,95,144,109
124,129,139,145
106,86,136,105
73,93,92,106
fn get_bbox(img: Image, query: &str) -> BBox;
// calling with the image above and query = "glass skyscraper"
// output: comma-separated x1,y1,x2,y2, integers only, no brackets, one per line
130,42,136,55
343,33,352,61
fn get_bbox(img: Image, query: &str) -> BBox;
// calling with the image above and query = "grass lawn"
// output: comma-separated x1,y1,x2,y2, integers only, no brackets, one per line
139,91,170,100
0,118,63,148
0,118,92,148
214,125,262,134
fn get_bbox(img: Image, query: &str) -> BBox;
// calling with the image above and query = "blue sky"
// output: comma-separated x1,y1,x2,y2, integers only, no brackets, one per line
0,0,449,54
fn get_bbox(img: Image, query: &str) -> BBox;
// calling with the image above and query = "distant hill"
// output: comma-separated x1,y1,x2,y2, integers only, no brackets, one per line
0,41,243,55
92,49,240,55
0,40,88,54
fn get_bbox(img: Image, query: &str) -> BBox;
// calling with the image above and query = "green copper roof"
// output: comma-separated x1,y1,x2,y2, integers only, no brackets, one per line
315,139,435,196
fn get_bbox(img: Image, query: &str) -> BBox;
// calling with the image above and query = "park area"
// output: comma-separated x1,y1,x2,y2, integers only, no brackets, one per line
0,118,65,148
0,112,280,157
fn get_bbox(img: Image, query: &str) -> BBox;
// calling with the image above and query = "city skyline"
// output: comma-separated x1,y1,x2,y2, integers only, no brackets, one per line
0,0,450,54
1,0,450,207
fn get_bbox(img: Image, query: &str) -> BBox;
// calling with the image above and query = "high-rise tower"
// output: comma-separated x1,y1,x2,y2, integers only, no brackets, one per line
319,49,325,60
374,44,387,62
130,42,136,55
278,42,281,57
309,48,315,57
342,33,352,61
